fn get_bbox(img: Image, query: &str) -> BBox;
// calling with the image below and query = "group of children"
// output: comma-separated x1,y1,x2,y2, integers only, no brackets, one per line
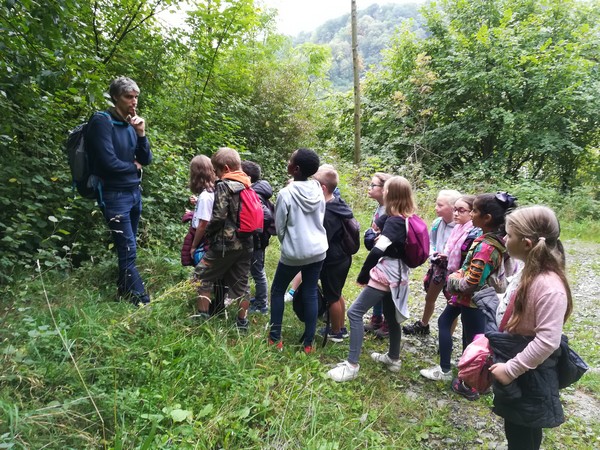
183,146,573,450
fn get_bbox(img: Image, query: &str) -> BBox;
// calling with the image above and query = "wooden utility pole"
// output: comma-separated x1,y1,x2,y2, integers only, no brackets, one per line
351,0,361,164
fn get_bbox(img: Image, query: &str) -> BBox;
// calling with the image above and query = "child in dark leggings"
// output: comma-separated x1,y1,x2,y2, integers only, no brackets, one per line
420,192,517,399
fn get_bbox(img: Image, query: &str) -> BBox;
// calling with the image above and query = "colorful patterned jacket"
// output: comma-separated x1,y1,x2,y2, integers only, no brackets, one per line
446,232,506,308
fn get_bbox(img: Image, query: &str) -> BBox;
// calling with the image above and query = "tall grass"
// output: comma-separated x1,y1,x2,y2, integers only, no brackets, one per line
1,167,598,449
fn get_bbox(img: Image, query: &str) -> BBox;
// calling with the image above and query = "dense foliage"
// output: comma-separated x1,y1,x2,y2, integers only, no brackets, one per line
0,0,598,285
0,0,329,284
349,0,600,188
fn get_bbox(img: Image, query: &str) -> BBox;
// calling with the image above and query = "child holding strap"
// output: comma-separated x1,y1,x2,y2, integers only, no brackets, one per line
420,192,516,398
403,189,461,336
490,206,572,450
363,172,392,337
327,176,415,382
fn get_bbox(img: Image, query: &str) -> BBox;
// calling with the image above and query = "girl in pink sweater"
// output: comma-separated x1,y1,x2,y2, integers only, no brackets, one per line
490,206,573,450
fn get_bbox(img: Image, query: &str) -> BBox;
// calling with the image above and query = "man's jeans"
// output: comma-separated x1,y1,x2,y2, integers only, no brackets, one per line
101,187,148,302
269,260,323,347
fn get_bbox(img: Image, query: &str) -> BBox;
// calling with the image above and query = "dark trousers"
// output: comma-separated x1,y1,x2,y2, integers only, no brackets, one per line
101,187,148,302
269,260,323,347
438,303,485,372
505,420,542,450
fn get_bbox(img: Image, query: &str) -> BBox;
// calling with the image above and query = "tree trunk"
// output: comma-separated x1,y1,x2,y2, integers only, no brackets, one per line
351,0,361,164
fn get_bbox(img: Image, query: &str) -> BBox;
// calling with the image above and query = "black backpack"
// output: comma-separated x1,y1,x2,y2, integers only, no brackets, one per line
254,193,276,250
66,111,113,199
340,217,361,255
292,282,330,347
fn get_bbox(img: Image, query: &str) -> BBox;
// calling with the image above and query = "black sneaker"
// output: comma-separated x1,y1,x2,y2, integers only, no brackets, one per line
402,320,430,335
451,378,480,401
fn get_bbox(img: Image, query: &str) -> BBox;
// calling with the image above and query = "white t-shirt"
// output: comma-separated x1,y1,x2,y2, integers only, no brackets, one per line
191,190,214,229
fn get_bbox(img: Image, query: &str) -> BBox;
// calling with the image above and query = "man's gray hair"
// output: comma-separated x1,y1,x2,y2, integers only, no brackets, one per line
109,76,140,101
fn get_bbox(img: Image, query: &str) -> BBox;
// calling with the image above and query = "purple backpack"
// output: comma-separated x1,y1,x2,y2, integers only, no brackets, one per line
403,214,430,268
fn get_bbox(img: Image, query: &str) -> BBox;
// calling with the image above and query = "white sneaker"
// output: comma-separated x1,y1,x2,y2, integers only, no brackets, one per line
371,352,402,372
284,291,294,303
327,361,360,382
420,365,452,381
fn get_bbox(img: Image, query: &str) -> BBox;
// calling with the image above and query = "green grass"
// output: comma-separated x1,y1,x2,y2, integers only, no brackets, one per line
2,241,599,449
1,174,599,449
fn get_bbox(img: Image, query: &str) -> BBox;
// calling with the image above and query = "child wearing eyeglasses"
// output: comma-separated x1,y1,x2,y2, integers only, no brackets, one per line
420,192,517,400
363,172,393,338
403,189,461,336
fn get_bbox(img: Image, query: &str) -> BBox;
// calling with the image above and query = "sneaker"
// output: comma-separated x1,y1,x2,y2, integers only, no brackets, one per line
303,345,314,354
236,317,249,331
364,315,383,332
327,361,360,382
318,327,345,343
370,352,402,372
451,378,480,401
248,303,269,315
420,365,452,381
268,339,283,351
374,320,389,339
341,327,349,338
402,320,430,335
327,331,345,343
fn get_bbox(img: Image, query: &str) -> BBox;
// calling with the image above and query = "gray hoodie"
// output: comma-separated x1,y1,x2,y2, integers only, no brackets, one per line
275,180,328,266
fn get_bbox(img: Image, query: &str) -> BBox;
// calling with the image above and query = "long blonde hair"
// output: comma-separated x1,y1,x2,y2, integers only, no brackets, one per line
504,206,572,331
189,155,215,194
384,176,416,217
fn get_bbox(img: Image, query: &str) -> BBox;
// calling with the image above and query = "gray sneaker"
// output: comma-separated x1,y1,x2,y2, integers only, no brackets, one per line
370,352,401,372
420,365,452,381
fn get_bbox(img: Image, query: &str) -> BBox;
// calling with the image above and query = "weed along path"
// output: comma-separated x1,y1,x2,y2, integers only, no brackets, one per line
0,241,598,448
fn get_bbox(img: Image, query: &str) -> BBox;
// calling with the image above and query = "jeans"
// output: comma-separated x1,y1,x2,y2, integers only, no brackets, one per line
347,286,401,364
438,303,485,372
250,249,268,307
101,188,148,302
269,260,323,347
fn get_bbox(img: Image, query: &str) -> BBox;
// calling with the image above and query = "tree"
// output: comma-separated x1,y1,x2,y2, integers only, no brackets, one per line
361,0,600,188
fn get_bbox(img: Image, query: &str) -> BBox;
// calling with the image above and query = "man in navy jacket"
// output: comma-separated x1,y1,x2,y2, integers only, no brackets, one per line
86,76,152,305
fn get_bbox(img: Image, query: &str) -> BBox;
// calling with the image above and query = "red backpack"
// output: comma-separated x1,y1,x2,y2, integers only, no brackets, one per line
403,214,430,268
237,187,264,237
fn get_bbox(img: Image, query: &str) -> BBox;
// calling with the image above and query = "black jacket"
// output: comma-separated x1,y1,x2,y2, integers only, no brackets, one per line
473,287,564,428
323,196,354,263
487,331,563,428
252,180,275,250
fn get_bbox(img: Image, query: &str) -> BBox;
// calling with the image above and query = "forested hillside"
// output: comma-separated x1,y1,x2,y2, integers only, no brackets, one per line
294,2,425,90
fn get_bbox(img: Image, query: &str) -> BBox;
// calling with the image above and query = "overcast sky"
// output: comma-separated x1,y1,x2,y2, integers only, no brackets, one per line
262,0,424,36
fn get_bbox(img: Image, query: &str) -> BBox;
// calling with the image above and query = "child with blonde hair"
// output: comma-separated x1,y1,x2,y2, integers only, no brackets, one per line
363,172,393,337
327,176,416,382
490,206,572,450
404,189,461,335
